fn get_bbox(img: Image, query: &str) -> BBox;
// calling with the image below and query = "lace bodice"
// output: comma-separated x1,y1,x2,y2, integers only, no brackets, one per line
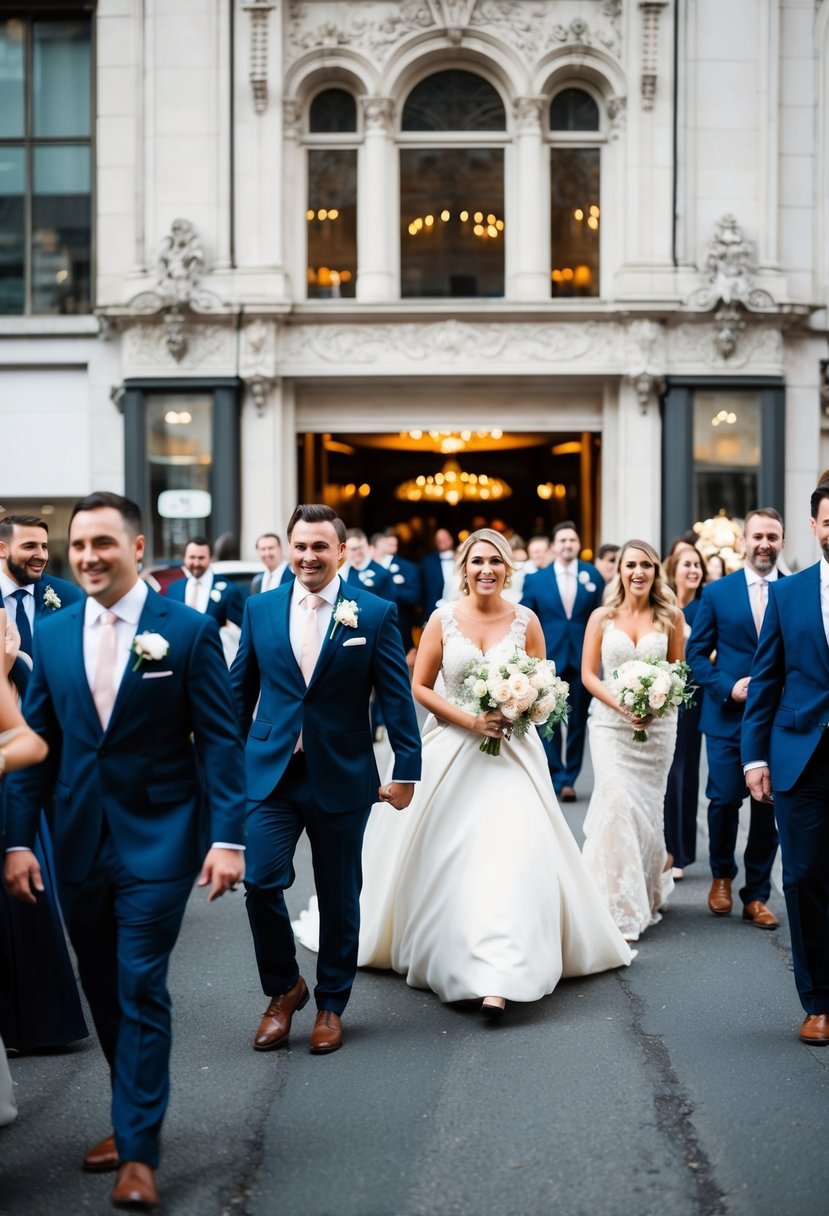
440,603,530,700
601,625,668,678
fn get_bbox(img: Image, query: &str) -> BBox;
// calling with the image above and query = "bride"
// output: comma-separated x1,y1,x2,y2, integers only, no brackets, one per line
349,528,632,1015
581,540,685,941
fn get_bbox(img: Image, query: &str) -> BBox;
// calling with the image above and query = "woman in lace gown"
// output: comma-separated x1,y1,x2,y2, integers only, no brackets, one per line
581,540,686,942
356,529,632,1015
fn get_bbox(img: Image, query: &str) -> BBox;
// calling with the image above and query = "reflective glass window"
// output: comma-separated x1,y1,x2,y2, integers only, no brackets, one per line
550,147,600,297
0,146,24,313
309,88,357,133
402,70,506,132
307,148,357,298
33,20,90,137
550,88,600,132
693,392,762,520
145,395,214,558
32,145,91,314
0,19,24,138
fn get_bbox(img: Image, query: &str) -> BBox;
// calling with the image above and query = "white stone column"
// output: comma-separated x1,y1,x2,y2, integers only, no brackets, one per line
613,377,663,543
509,97,549,301
357,98,396,301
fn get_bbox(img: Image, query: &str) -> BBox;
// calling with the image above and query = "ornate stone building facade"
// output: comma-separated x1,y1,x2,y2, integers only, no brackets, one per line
1,0,828,565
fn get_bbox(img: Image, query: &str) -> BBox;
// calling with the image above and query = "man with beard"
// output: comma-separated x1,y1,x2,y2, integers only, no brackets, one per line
687,508,784,929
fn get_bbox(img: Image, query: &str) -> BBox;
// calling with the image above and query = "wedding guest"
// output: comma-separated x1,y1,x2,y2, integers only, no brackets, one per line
371,531,422,657
581,540,685,940
4,491,246,1210
594,543,620,585
525,535,552,572
420,528,458,620
663,544,707,878
706,552,727,581
251,532,290,594
167,537,245,666
341,529,395,602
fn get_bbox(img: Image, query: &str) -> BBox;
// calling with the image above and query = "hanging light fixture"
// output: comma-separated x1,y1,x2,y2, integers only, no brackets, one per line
395,459,511,506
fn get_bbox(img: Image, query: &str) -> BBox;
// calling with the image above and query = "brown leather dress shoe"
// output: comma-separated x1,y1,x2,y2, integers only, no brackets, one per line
253,976,310,1051
742,900,779,929
560,786,577,803
708,877,733,915
309,1010,343,1054
799,1014,829,1045
111,1161,159,1210
83,1132,119,1173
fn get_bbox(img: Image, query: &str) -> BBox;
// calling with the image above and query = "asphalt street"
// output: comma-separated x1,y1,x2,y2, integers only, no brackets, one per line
2,753,827,1216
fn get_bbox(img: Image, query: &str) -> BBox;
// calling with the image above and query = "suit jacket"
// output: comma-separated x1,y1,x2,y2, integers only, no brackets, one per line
520,561,604,672
380,555,422,650
686,569,782,743
167,574,245,627
741,563,829,792
420,551,457,620
250,564,291,595
230,582,422,812
5,588,246,884
342,561,395,602
8,572,83,699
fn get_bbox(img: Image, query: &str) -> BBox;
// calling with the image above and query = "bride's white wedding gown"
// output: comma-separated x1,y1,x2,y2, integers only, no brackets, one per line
295,604,631,1003
582,626,678,941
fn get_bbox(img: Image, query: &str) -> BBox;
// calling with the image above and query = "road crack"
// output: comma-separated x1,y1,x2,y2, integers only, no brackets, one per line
218,1052,293,1216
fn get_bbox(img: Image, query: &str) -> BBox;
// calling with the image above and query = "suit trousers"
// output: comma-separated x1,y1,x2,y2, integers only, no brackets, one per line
541,664,589,790
773,731,829,1014
244,752,371,1015
704,733,779,903
58,834,195,1168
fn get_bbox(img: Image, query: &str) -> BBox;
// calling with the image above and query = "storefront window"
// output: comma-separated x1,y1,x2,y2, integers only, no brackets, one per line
145,395,213,558
550,88,601,299
693,391,761,520
306,148,357,299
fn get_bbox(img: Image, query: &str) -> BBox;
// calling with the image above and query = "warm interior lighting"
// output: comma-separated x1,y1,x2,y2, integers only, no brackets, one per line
405,207,505,240
711,410,738,427
395,460,511,505
551,441,582,455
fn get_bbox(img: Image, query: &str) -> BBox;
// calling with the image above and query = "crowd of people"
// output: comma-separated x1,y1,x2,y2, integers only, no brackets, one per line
1,488,829,1211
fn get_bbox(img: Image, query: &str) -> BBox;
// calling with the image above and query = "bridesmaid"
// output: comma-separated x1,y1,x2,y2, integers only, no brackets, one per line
662,544,707,878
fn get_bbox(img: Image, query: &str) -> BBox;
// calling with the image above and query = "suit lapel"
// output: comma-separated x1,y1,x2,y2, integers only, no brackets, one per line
308,586,357,688
62,602,101,736
803,564,829,676
268,585,305,691
105,591,171,733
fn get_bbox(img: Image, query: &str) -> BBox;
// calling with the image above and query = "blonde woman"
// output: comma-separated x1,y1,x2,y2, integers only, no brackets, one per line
581,541,686,941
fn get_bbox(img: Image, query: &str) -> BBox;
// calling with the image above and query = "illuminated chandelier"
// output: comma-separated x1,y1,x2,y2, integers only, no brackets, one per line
395,459,511,506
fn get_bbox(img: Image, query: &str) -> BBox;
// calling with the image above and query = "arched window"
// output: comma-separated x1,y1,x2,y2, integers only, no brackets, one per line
549,87,602,298
306,88,358,299
400,69,506,298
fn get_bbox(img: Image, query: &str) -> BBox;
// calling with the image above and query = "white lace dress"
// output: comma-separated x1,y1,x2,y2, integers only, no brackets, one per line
582,627,678,941
350,604,632,1003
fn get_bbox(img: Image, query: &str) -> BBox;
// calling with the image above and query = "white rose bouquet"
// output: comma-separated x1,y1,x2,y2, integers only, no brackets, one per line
455,646,570,757
609,658,694,742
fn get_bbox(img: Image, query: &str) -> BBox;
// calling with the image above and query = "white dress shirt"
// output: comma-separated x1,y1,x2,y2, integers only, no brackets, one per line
289,575,339,665
259,562,288,594
83,579,149,693
744,564,778,631
553,559,578,618
439,551,458,605
182,568,214,613
1,570,35,634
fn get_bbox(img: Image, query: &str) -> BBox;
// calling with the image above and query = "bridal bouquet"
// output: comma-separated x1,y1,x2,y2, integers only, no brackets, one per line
456,647,570,757
609,658,694,742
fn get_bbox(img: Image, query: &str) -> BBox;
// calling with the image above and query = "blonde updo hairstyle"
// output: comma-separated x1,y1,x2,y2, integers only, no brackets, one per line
603,538,678,633
456,528,515,595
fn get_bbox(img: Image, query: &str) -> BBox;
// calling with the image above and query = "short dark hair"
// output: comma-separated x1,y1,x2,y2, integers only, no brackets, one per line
346,528,367,543
369,532,385,548
552,520,579,540
185,536,211,551
597,542,619,559
810,482,829,519
70,492,143,537
528,534,550,547
743,507,784,534
256,532,281,546
286,504,347,545
0,514,49,543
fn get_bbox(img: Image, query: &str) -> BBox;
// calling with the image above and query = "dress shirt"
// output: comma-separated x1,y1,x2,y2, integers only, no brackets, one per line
183,568,214,613
259,562,287,593
821,556,829,651
440,551,458,604
1,570,35,636
83,579,149,693
744,565,778,632
289,575,339,666
553,559,578,618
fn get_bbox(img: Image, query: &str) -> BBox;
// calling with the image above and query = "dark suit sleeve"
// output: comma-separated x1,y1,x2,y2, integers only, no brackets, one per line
250,574,262,595
741,588,786,766
4,657,61,849
371,603,422,782
686,588,734,706
224,584,246,628
520,571,539,612
229,599,261,735
391,561,421,609
187,616,246,845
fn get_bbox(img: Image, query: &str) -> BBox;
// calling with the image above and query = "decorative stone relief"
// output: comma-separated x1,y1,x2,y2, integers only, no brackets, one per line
685,214,777,360
624,319,666,414
670,322,784,373
282,98,302,139
361,97,395,134
639,0,669,110
122,320,236,375
240,319,279,417
513,97,545,134
243,2,275,116
607,94,626,139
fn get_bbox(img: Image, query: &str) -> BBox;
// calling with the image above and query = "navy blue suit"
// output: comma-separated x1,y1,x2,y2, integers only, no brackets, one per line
521,562,604,791
342,560,395,603
167,573,245,627
686,570,779,903
8,573,83,700
742,564,829,1013
663,596,703,869
5,587,246,1166
420,551,457,620
379,555,422,651
230,580,421,1014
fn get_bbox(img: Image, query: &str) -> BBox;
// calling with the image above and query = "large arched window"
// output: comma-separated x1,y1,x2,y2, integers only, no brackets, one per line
305,87,358,299
399,69,506,298
549,87,602,298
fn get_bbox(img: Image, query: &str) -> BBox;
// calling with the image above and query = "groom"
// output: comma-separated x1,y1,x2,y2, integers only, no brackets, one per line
230,503,422,1054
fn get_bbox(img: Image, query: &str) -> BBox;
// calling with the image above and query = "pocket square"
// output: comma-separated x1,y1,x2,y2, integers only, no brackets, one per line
142,670,174,679
342,637,367,647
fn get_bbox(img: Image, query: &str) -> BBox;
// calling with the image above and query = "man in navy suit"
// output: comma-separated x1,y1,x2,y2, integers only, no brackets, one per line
4,492,245,1211
420,528,458,621
742,484,829,1044
167,536,245,627
231,504,421,1055
250,532,291,594
371,530,422,657
341,528,395,602
521,521,603,800
687,508,784,928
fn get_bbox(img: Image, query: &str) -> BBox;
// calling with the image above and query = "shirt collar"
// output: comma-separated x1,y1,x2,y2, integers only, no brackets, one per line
0,570,34,599
553,560,576,575
744,566,779,587
84,578,148,627
291,574,340,610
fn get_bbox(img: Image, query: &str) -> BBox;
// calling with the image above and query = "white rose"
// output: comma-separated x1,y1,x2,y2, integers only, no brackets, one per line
648,690,667,710
488,681,512,703
501,702,521,721
472,680,488,698
134,632,170,661
507,672,530,698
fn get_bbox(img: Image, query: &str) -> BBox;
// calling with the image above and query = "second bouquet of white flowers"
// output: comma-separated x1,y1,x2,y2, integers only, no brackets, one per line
609,657,695,742
456,646,570,757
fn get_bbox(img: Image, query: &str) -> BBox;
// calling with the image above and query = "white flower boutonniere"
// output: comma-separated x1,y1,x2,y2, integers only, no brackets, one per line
329,598,359,640
210,589,222,602
577,569,596,593
43,585,61,611
131,631,170,671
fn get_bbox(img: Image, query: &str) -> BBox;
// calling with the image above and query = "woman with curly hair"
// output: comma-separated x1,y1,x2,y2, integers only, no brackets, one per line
580,540,686,940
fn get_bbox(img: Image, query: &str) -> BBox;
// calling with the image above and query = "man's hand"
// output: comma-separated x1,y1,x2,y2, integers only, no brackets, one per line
3,849,44,905
745,765,774,804
197,847,245,902
731,677,751,703
378,781,415,811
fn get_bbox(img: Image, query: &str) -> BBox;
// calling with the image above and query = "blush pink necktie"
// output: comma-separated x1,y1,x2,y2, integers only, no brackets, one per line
754,579,767,636
299,594,324,683
560,569,576,618
93,611,119,728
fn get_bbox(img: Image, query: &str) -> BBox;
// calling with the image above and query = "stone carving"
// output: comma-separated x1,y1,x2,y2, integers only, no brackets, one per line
513,97,545,133
361,96,394,133
639,0,669,110
283,98,302,139
122,319,235,374
607,94,626,139
243,2,275,116
624,319,666,413
670,321,784,373
686,214,777,360
240,319,278,417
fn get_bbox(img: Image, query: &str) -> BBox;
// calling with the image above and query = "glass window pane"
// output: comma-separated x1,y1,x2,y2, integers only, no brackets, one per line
0,146,25,315
550,88,600,132
309,88,357,133
307,148,357,299
551,148,600,297
402,70,505,132
693,392,761,520
0,19,25,138
32,144,91,314
33,19,91,138
401,148,504,298
146,395,214,559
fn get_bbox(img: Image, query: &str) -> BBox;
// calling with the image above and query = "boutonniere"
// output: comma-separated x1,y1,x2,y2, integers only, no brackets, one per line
210,581,228,602
43,585,61,611
578,570,596,593
329,598,359,639
131,631,170,671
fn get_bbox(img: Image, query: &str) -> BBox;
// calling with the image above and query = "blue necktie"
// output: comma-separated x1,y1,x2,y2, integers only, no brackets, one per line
12,588,34,658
